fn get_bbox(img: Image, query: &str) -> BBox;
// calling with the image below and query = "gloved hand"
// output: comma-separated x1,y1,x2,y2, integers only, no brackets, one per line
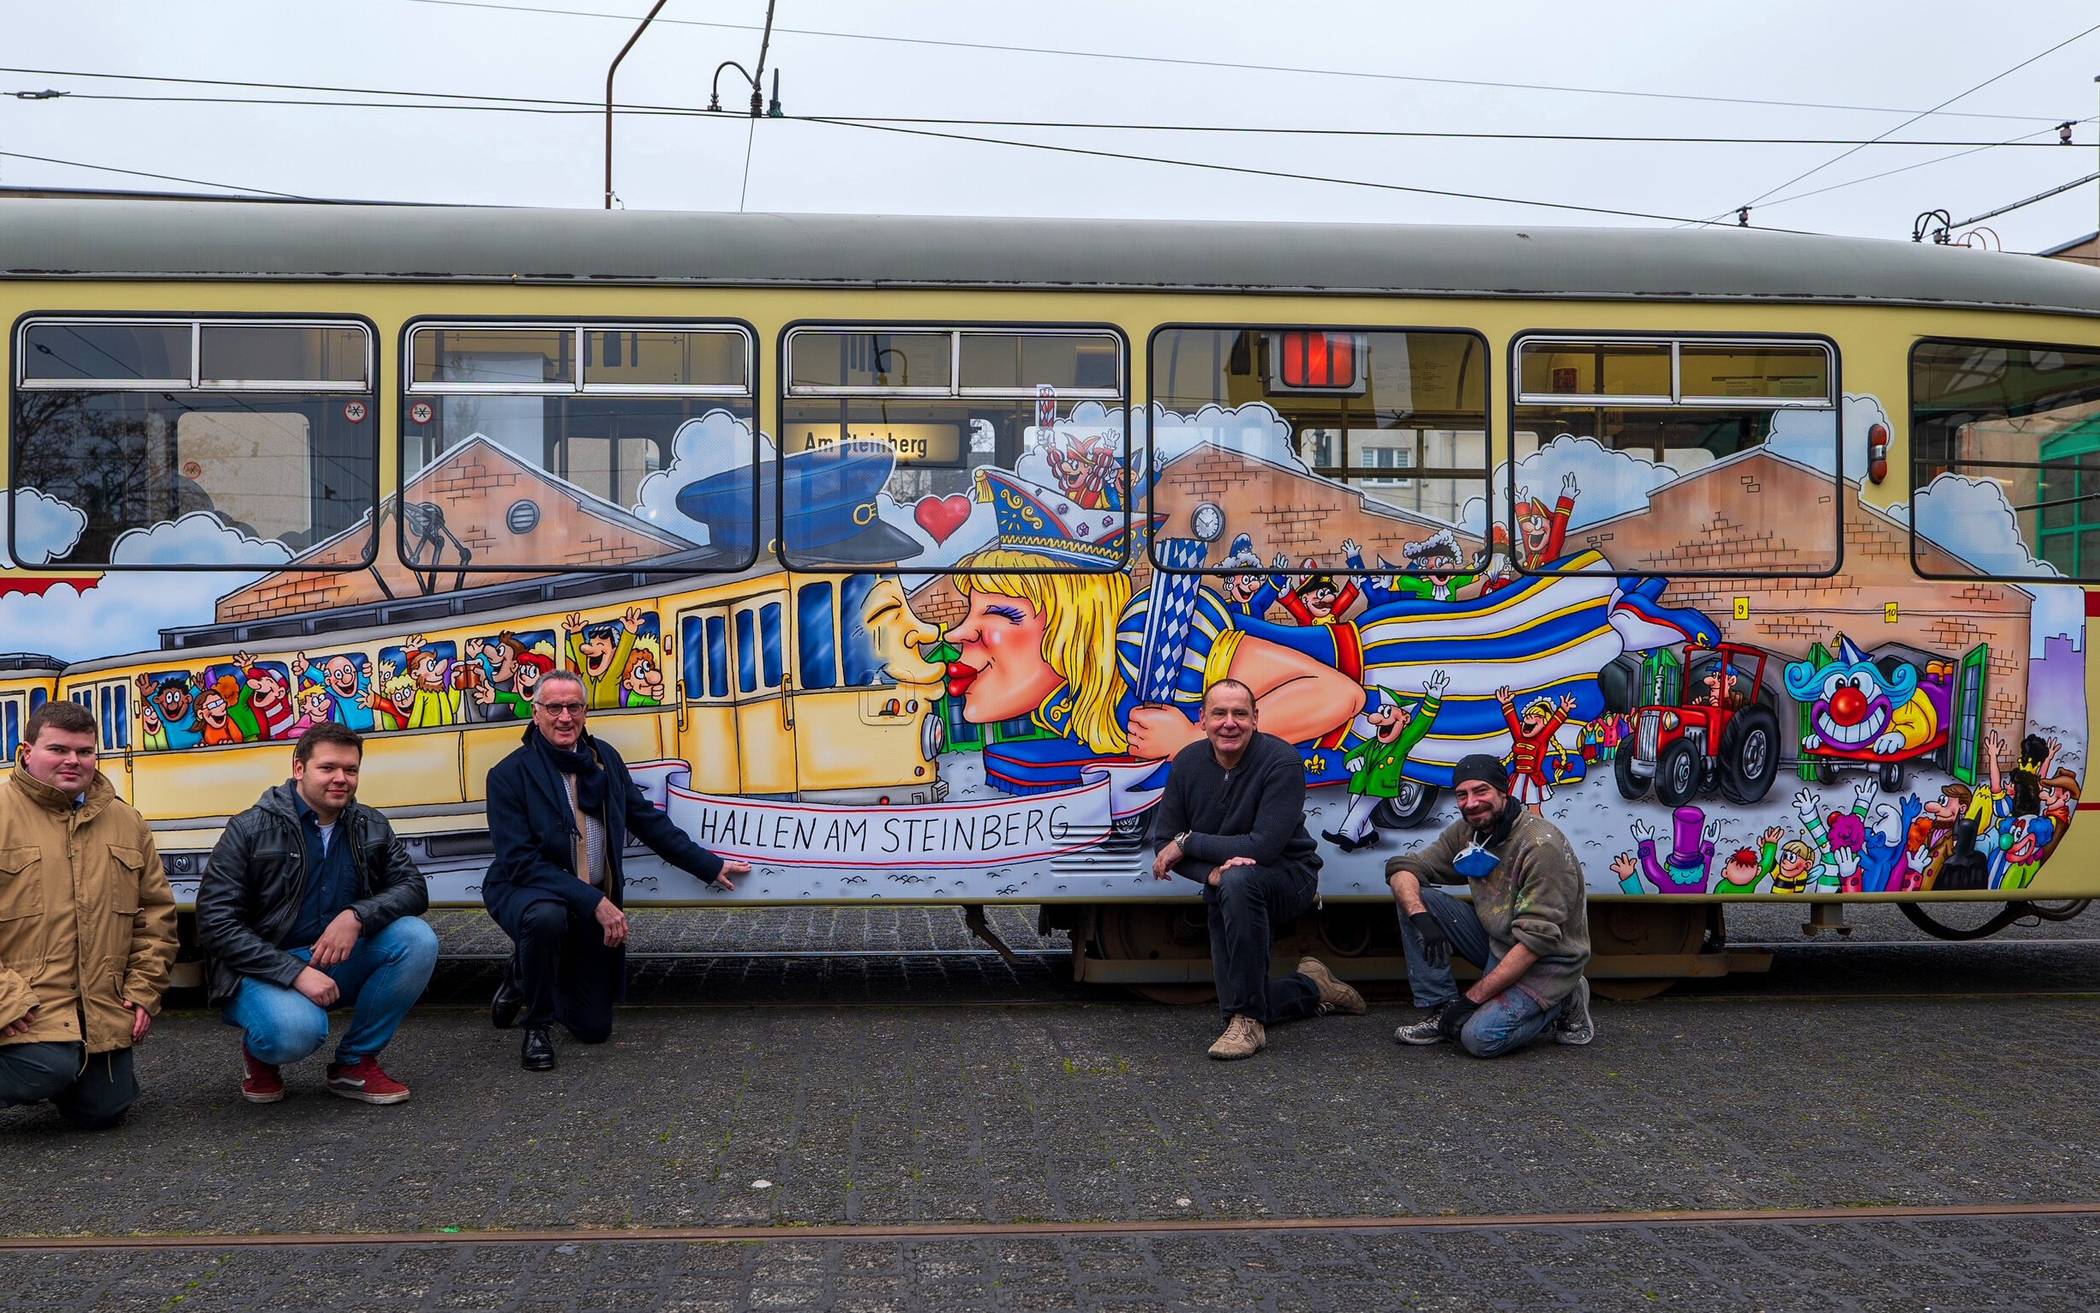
1408,912,1452,969
1435,996,1481,1041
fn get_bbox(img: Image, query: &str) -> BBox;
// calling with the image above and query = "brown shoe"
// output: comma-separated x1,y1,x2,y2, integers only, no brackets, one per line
1298,956,1366,1016
1207,1014,1266,1060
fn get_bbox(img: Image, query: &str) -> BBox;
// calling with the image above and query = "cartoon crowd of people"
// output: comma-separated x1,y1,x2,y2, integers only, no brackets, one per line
133,611,664,751
1599,726,2081,897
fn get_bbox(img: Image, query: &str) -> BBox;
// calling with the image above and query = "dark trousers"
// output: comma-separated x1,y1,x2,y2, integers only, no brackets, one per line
1205,862,1320,1025
0,1043,138,1130
511,899,621,1042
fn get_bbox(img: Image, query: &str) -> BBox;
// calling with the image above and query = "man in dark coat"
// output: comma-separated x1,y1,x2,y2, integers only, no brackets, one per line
483,669,748,1071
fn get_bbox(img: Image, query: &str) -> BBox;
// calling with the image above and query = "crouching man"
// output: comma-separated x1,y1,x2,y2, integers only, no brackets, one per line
1150,678,1364,1061
1384,753,1594,1055
483,670,748,1071
198,724,436,1104
0,702,177,1129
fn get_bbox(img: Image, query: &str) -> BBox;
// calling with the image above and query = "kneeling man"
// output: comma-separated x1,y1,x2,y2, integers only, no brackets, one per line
1385,753,1594,1055
199,724,436,1104
0,702,176,1129
1151,678,1363,1060
484,670,747,1071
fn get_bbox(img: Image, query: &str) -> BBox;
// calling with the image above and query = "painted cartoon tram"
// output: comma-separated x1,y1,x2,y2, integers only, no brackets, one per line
4,199,2098,991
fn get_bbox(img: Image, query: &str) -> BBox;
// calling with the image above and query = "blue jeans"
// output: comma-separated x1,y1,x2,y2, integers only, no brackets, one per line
223,916,438,1065
1397,886,1564,1058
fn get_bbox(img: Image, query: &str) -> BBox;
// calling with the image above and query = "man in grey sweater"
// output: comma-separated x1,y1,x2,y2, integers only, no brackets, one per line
1384,753,1595,1056
1150,679,1364,1060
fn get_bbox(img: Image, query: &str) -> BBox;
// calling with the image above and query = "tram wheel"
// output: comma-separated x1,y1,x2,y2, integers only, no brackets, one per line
1587,903,1706,1001
1092,905,1216,1005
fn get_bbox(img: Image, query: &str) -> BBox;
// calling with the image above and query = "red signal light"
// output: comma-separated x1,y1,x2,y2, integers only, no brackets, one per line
1277,331,1358,390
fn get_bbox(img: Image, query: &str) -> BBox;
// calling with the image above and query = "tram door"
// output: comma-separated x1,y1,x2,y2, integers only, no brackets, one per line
0,692,25,763
68,680,135,804
727,595,797,797
674,605,744,795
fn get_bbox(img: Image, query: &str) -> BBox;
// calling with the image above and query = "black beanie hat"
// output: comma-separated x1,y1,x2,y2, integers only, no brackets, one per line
1452,754,1508,794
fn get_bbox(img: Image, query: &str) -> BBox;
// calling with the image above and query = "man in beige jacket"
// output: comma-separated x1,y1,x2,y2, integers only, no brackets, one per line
0,700,178,1129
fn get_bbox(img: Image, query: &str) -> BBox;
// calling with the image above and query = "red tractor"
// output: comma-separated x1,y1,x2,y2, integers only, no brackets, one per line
1613,642,1782,807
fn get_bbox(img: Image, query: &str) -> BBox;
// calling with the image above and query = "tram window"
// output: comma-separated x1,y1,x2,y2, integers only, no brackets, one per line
839,575,884,687
403,321,756,573
11,316,378,567
679,616,703,699
797,582,839,691
735,610,757,694
1511,335,1840,578
19,321,190,387
1912,339,2100,581
1,699,18,759
759,602,785,688
200,325,367,389
584,329,747,392
783,326,1129,571
1518,341,1671,401
1148,327,1489,574
958,333,1122,394
701,615,730,698
790,332,953,391
411,327,573,388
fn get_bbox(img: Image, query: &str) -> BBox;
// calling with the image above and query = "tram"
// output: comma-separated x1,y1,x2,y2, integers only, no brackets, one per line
4,199,2098,994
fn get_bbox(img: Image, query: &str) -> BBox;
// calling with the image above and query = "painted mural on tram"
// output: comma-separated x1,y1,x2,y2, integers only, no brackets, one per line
2,317,2094,907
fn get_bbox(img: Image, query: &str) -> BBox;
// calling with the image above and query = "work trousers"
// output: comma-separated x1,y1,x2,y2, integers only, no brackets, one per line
1205,861,1321,1026
510,899,622,1042
0,1042,138,1130
1397,885,1566,1058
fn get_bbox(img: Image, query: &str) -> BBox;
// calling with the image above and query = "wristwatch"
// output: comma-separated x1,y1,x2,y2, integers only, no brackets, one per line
1171,830,1191,850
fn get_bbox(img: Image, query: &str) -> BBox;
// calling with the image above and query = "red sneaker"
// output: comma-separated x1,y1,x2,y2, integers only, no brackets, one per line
241,1046,284,1104
325,1055,411,1105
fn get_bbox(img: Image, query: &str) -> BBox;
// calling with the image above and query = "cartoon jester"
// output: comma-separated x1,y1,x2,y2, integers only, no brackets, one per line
1322,669,1449,853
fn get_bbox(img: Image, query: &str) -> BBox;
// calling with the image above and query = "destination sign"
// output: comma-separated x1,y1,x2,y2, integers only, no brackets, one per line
783,422,962,465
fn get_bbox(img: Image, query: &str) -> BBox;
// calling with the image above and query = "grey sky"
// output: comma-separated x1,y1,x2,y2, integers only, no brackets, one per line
4,0,2098,250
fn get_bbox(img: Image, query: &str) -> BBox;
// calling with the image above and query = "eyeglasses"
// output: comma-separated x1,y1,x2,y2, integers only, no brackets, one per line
536,702,588,717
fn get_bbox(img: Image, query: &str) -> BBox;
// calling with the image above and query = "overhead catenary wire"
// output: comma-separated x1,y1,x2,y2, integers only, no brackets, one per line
0,149,312,199
1714,20,2100,221
1944,170,2100,231
9,72,2097,148
11,84,2100,148
795,115,1819,231
397,0,2084,126
1751,117,2099,212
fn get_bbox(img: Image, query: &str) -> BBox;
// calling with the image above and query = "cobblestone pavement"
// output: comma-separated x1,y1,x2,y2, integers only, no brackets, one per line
6,902,2098,1309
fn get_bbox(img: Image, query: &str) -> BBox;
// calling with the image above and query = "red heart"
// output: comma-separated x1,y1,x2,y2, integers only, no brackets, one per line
913,494,973,545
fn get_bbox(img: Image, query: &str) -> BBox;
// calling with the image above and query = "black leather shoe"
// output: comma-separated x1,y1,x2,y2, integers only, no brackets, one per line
521,1027,556,1072
490,978,524,1030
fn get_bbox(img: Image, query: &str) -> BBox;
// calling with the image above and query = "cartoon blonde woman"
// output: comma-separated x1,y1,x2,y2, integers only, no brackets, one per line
949,471,1362,793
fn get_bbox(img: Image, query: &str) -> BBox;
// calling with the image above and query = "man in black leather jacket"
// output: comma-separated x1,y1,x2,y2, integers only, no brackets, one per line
197,723,434,1105
483,669,747,1071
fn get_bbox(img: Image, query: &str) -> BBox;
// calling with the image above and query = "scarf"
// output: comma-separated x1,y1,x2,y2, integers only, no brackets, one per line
531,727,608,814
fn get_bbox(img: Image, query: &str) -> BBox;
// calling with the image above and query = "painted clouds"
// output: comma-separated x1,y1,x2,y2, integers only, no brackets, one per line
0,507,291,662
0,487,87,567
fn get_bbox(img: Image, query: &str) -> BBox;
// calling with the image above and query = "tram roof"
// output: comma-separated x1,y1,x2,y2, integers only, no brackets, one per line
4,199,2100,316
